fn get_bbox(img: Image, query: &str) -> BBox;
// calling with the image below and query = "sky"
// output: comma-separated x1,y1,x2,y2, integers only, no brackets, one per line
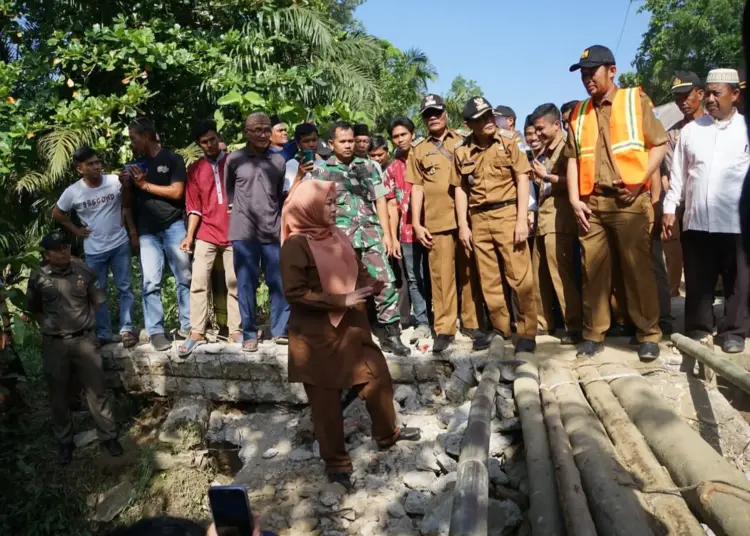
355,0,651,126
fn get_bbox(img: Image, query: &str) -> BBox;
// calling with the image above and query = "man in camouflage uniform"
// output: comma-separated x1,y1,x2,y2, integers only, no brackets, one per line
311,121,410,356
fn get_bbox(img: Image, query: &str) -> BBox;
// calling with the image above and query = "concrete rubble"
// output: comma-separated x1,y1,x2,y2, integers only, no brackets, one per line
98,329,750,534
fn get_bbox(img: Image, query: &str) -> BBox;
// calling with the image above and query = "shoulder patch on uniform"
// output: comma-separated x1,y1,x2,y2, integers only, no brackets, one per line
499,129,515,140
412,137,424,147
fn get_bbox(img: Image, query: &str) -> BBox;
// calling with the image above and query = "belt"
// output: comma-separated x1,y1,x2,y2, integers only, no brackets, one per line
471,199,515,213
44,329,91,340
591,184,620,197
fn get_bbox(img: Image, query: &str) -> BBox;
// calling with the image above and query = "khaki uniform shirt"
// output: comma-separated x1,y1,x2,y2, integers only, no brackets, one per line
564,87,668,212
26,258,104,336
450,129,532,209
537,131,577,236
406,129,463,233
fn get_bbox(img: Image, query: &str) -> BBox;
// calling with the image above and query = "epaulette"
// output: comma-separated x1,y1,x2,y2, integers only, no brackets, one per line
499,129,515,140
412,137,424,147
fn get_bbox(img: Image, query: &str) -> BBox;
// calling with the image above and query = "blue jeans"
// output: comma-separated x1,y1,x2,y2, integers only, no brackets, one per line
140,220,192,336
232,240,290,340
401,242,431,326
85,241,135,339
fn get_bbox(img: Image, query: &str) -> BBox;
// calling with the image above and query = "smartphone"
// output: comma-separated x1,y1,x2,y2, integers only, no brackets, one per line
302,149,314,163
208,485,254,536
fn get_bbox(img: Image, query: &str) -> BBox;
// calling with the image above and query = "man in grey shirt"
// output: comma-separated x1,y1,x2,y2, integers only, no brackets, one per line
226,112,290,352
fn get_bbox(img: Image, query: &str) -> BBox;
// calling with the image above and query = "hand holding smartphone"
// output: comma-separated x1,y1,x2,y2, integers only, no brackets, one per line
208,485,255,536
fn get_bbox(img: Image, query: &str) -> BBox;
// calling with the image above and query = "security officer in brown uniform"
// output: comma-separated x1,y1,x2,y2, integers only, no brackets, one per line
565,45,667,361
407,94,490,353
452,96,538,353
26,231,123,465
530,103,583,344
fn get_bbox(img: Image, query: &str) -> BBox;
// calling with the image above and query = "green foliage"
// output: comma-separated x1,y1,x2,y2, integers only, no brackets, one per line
445,75,484,130
0,0,436,320
622,0,744,103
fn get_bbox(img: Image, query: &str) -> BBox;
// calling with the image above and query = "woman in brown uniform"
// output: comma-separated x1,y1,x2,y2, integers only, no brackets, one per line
280,179,421,489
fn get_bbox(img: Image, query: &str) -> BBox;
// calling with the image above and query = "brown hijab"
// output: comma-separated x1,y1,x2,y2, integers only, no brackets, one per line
281,180,358,327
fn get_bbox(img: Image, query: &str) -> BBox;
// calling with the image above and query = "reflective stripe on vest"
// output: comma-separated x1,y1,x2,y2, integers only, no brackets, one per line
570,87,649,196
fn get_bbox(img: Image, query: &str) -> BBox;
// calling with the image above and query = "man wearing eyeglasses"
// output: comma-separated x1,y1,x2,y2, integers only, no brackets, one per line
225,112,290,353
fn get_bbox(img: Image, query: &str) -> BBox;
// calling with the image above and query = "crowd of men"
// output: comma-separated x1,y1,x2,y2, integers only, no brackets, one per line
16,44,750,463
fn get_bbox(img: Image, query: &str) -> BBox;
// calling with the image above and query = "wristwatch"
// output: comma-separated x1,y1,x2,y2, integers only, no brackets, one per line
544,172,551,183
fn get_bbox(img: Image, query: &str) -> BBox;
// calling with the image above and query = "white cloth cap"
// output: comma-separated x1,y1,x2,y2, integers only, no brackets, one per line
706,68,740,84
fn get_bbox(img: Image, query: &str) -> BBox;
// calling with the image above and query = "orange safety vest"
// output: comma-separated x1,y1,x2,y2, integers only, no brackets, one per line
570,87,649,196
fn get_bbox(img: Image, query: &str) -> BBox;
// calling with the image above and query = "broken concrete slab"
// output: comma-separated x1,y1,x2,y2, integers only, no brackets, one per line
158,396,212,449
94,480,135,523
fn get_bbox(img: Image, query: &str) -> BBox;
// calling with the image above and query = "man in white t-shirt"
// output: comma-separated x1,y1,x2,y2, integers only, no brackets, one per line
52,146,138,348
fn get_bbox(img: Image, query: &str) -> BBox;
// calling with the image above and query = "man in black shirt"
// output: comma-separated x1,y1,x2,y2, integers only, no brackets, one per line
126,118,192,351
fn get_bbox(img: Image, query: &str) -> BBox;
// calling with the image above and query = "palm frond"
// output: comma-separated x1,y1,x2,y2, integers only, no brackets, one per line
15,171,52,194
174,143,205,166
270,6,335,55
36,128,99,184
312,60,380,113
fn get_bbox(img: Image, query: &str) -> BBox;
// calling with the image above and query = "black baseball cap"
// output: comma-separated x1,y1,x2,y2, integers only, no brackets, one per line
419,94,446,114
463,96,494,121
40,231,70,250
671,71,701,94
569,45,616,72
493,105,516,121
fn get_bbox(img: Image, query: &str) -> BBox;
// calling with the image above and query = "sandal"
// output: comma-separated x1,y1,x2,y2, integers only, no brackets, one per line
121,331,138,349
177,336,206,358
231,333,243,344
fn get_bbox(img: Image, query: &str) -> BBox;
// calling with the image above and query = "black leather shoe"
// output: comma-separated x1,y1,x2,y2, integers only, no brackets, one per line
722,338,745,354
328,472,353,491
464,329,493,351
396,427,422,443
101,439,124,457
638,342,660,361
576,340,604,358
432,334,454,354
514,338,536,354
58,443,74,466
560,331,583,345
381,324,410,356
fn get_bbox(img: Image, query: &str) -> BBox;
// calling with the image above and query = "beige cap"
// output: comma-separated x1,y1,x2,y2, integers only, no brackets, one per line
705,68,740,84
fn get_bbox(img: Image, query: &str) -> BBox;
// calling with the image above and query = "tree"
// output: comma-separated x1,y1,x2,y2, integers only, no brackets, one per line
444,75,483,130
620,0,744,103
0,0,437,279
373,44,437,133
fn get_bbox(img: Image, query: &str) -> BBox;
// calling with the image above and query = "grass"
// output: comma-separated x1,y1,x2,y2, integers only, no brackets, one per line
0,252,270,534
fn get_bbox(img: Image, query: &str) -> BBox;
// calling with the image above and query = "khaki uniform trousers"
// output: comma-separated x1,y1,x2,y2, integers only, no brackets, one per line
191,240,241,336
303,368,399,474
533,233,582,332
470,205,537,339
42,332,116,445
579,195,661,343
429,231,483,335
662,207,684,297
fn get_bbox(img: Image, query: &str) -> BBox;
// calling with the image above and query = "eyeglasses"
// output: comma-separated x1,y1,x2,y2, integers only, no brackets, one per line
244,127,272,136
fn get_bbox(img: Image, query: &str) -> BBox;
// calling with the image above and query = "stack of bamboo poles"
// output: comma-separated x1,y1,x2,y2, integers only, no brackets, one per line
513,357,750,536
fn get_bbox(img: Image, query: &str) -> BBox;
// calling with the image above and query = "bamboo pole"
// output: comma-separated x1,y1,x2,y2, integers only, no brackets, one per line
513,362,565,536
